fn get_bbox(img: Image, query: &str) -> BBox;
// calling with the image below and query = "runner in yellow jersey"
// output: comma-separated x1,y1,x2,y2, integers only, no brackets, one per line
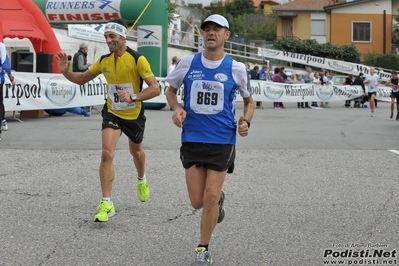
56,18,160,222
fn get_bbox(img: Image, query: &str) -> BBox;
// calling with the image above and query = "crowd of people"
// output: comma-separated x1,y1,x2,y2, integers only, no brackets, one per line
247,64,398,116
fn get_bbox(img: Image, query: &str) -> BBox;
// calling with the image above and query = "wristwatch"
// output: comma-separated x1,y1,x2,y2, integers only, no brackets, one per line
243,119,251,128
9,76,14,82
130,94,137,103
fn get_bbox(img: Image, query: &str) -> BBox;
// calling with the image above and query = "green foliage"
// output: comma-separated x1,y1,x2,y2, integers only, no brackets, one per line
273,37,361,62
240,12,277,41
167,0,177,24
375,54,399,70
225,0,255,17
362,51,379,66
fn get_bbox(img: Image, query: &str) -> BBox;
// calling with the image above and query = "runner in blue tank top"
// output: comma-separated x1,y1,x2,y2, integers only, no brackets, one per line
165,14,254,266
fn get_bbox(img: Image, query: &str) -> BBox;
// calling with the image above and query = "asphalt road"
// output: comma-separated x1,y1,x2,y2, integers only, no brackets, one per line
1,101,398,266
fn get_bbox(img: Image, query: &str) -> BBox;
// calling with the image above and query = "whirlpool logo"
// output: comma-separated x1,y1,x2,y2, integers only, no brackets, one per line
263,85,283,100
316,85,334,101
45,76,77,106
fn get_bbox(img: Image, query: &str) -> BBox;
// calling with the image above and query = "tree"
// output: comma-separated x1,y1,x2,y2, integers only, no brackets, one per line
168,0,178,24
376,54,399,70
273,38,361,63
225,0,255,18
240,12,277,41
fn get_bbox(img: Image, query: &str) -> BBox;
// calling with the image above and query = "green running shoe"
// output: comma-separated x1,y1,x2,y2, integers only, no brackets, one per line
137,179,150,202
94,200,115,222
194,247,213,266
217,190,225,223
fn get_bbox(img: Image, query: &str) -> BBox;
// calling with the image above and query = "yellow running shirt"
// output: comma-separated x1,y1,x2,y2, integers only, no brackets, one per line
89,47,154,120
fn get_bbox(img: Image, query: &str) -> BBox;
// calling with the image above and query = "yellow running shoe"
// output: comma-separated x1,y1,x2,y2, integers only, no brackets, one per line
94,200,115,222
137,179,150,202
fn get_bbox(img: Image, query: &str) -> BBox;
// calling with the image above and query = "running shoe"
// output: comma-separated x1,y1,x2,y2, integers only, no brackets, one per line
94,200,115,222
0,133,2,141
217,190,225,224
137,179,150,202
194,247,213,266
371,111,374,117
1,120,8,131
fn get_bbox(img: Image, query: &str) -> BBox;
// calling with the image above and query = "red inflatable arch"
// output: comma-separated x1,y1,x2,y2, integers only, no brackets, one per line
0,0,61,73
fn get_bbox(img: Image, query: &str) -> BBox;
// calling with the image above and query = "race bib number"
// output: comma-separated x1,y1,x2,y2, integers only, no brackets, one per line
190,80,224,114
108,83,136,110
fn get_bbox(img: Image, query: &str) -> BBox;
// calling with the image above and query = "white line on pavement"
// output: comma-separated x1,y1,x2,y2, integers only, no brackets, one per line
388,150,399,155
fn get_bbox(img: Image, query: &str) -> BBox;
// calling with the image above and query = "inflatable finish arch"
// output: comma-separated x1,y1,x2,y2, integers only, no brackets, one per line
33,0,169,76
0,0,62,72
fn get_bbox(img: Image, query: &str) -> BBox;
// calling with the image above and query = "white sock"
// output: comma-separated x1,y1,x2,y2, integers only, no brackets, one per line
102,197,112,204
137,174,146,182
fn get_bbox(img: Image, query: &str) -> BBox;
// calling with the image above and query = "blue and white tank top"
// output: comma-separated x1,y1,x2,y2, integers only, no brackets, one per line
181,53,238,145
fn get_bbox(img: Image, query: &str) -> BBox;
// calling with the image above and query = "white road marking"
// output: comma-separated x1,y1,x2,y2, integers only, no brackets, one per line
388,150,399,155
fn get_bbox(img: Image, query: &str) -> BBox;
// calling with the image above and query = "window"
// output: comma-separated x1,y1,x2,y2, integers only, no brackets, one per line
352,22,371,42
311,19,326,36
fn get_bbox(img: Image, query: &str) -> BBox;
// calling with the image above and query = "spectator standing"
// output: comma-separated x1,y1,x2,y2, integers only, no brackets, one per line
277,67,287,108
167,56,179,75
303,67,313,84
72,43,91,72
344,74,355,107
249,65,259,80
272,67,285,109
249,66,262,109
259,65,268,81
0,44,16,140
296,74,310,108
311,72,321,107
322,70,333,108
257,65,268,109
170,30,180,45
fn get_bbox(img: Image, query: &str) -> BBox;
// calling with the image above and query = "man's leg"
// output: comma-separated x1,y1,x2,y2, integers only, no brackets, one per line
370,94,375,111
390,97,395,118
396,96,399,120
370,94,376,117
185,166,226,243
129,141,145,178
199,169,226,245
94,127,120,222
129,141,150,202
99,127,121,197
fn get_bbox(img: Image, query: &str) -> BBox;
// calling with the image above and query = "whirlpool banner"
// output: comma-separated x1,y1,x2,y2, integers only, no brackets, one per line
3,72,392,112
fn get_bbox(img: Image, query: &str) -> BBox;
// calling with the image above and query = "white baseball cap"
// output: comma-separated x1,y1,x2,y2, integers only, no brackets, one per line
200,14,230,30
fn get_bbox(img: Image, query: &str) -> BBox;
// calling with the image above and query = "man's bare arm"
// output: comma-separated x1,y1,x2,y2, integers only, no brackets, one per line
56,51,96,85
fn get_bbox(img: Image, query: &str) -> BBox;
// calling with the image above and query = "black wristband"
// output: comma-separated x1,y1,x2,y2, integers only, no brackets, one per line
243,119,251,128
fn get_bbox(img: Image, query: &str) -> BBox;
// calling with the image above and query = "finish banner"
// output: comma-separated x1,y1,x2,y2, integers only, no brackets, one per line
3,72,392,112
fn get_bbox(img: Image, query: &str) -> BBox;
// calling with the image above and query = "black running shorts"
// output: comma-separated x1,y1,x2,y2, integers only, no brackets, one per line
368,92,377,98
390,92,399,102
180,142,235,173
101,106,146,144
